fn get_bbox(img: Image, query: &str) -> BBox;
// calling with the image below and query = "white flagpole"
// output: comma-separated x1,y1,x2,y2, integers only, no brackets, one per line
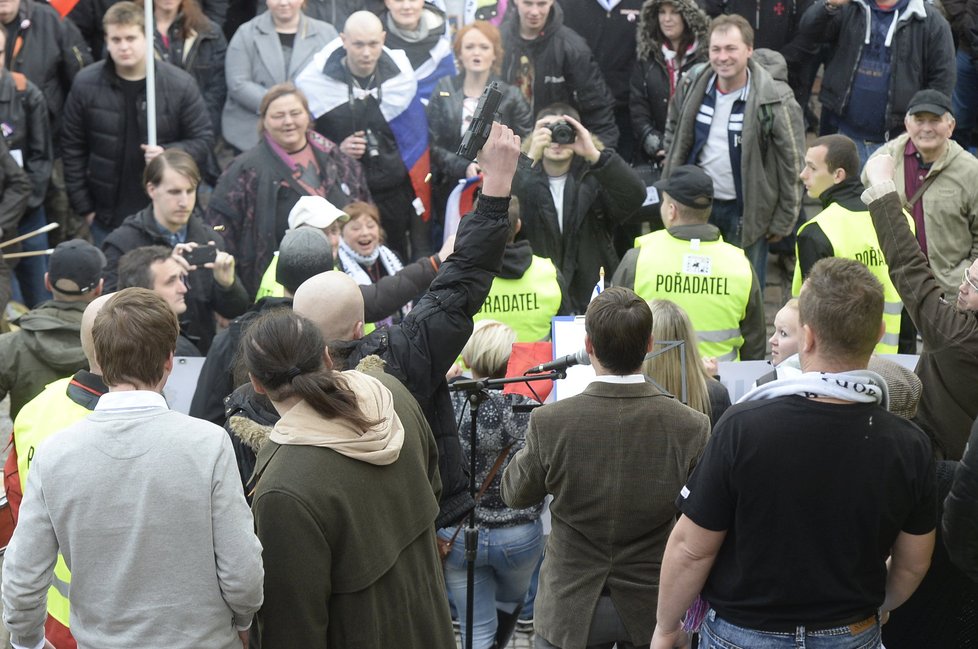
144,0,157,146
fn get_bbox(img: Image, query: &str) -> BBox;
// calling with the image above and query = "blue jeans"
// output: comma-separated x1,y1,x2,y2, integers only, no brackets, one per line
11,207,51,308
700,609,882,649
439,520,544,649
953,49,978,149
710,199,770,290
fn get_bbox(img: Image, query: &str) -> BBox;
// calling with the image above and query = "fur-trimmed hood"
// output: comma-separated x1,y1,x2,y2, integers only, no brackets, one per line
225,355,390,455
636,0,710,62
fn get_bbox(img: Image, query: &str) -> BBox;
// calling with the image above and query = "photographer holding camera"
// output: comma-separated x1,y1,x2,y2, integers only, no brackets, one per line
515,103,645,313
102,150,250,354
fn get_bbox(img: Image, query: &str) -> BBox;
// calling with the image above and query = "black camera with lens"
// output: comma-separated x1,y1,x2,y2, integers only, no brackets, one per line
547,120,576,145
364,128,381,159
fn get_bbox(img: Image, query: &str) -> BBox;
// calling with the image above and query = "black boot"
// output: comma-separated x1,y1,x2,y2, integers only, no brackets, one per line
492,603,524,649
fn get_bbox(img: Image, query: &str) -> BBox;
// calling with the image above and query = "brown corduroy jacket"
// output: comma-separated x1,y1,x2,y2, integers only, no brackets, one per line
501,379,709,649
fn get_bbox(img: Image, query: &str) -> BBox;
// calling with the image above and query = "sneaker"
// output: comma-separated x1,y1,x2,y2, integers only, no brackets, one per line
515,617,533,633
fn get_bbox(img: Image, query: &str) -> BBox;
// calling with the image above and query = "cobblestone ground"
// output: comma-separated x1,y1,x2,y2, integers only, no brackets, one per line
455,625,535,649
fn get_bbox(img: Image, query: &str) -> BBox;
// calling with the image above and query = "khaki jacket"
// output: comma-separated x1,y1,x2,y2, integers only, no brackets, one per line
663,52,805,248
865,134,978,296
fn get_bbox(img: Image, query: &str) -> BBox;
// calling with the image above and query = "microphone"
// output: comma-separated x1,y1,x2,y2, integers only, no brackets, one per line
526,349,591,374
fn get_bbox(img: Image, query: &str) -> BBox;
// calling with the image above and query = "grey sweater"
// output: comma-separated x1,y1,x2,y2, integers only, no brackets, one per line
2,403,264,649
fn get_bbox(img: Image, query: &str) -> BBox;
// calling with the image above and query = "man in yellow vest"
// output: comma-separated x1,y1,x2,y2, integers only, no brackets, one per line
612,165,765,361
2,293,112,649
473,197,568,342
794,134,912,354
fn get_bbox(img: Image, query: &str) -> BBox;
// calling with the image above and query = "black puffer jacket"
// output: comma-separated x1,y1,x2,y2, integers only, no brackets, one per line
154,15,228,136
101,206,250,353
500,1,619,148
5,0,91,139
426,74,532,189
629,0,708,162
60,58,214,230
799,0,955,136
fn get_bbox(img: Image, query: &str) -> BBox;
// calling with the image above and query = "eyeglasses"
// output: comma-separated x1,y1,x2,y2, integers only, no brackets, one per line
964,269,978,293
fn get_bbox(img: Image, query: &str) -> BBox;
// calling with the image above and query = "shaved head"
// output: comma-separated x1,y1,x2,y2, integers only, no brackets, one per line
81,293,115,374
343,10,384,34
341,11,385,77
293,271,365,343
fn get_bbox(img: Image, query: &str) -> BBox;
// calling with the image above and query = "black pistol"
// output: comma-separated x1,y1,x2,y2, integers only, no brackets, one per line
456,82,532,169
457,82,503,161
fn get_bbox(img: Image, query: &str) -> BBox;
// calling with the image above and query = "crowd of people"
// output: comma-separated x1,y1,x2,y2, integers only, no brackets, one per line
0,0,978,646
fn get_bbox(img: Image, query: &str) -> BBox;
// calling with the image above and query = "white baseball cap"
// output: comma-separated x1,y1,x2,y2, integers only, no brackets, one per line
288,196,349,230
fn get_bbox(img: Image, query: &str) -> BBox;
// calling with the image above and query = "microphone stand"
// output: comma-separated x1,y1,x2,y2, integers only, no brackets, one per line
448,372,561,649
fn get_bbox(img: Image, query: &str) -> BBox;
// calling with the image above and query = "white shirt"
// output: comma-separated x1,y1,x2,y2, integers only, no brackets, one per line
590,374,647,384
548,174,568,233
94,390,168,412
697,89,740,201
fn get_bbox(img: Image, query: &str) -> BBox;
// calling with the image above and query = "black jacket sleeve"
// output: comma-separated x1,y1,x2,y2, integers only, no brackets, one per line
0,139,31,236
22,81,54,209
944,420,978,582
361,256,438,323
740,267,767,360
189,327,238,425
60,80,93,215
629,60,658,149
798,0,844,45
590,149,646,223
211,277,251,319
384,194,510,388
100,234,125,292
164,73,215,170
796,221,835,279
202,26,229,137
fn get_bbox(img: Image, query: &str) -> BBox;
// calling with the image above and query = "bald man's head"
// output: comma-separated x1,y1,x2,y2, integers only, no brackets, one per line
81,293,115,375
293,271,365,343
341,11,385,77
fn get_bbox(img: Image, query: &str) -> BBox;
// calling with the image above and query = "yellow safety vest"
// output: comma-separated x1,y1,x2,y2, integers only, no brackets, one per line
474,256,563,342
633,230,754,361
791,203,913,354
256,254,286,300
13,377,92,629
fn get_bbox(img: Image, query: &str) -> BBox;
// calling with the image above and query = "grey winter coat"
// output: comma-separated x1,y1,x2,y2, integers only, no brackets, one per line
221,12,337,151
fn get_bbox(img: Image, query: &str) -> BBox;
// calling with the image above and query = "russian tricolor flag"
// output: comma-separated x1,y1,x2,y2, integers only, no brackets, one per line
442,176,483,243
297,39,434,222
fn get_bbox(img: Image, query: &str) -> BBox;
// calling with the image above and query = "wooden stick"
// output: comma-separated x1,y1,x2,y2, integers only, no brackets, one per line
0,223,59,250
3,249,55,260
